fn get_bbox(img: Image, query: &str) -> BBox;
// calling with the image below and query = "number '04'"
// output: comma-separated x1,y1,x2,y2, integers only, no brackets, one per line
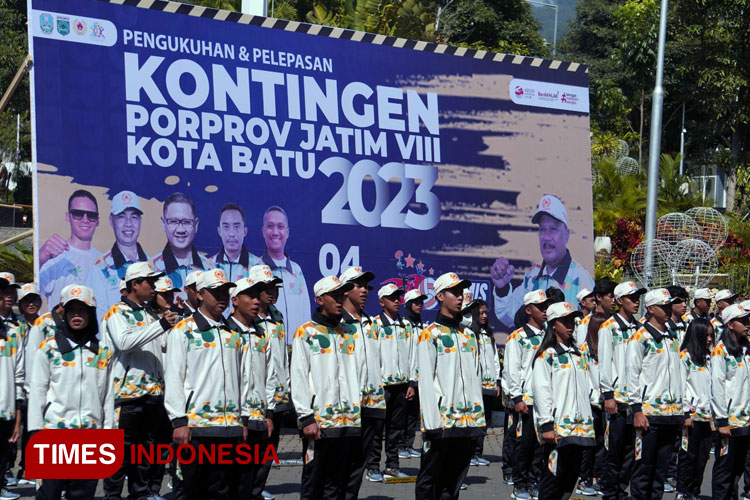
319,157,440,230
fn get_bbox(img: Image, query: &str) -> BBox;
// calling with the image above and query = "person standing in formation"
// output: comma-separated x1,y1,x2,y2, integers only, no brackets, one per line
416,273,485,500
401,289,426,461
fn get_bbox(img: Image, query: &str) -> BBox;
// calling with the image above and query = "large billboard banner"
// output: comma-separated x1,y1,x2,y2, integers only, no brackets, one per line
29,0,594,339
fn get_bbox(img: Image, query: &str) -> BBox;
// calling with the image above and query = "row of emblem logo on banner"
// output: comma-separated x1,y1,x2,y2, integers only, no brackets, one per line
39,13,105,38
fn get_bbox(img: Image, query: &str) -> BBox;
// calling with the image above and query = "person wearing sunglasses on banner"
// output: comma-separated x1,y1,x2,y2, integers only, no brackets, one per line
415,273,484,500
597,281,644,500
39,190,103,310
28,285,113,500
710,304,750,500
87,191,150,323
153,193,213,294
531,302,594,500
503,290,550,500
626,289,685,500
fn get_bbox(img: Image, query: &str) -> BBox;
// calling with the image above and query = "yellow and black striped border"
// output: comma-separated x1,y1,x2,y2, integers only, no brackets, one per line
101,0,587,73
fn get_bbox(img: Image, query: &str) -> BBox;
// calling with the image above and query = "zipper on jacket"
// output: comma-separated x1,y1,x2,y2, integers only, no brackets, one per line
185,390,195,413
456,329,468,422
642,385,648,403
121,365,131,394
43,402,51,419
218,327,228,428
79,348,84,428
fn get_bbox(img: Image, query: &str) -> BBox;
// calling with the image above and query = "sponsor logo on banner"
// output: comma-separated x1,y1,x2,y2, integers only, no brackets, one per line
30,10,117,46
39,13,53,34
73,19,87,35
56,16,70,36
509,78,590,113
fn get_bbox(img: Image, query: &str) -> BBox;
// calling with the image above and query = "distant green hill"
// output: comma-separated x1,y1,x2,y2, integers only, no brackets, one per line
525,0,577,55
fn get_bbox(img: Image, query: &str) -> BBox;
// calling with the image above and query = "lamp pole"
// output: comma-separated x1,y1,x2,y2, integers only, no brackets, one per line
525,0,559,56
644,0,669,281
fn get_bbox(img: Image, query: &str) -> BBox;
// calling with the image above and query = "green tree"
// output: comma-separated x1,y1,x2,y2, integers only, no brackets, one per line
0,0,30,162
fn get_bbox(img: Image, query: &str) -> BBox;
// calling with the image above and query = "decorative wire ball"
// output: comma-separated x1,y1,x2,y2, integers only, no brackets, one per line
672,239,719,289
615,156,640,176
630,239,673,288
685,207,728,250
656,213,699,248
614,139,630,159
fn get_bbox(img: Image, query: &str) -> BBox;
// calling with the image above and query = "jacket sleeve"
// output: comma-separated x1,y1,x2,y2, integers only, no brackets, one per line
104,309,170,353
502,335,523,404
531,351,554,432
408,325,419,386
290,326,315,428
598,323,615,400
680,353,691,415
417,328,441,432
13,329,24,403
265,330,277,415
164,327,189,427
100,340,115,429
28,343,50,431
711,345,729,427
494,343,502,385
626,334,646,412
23,324,44,397
573,319,588,347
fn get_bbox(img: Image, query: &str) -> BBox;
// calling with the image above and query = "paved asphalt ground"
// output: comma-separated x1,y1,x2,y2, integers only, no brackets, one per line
10,428,717,499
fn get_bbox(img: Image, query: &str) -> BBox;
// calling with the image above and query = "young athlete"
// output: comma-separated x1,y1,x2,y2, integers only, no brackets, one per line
577,288,596,315
415,273,485,500
532,302,595,500
401,289,426,460
469,299,500,466
574,279,616,347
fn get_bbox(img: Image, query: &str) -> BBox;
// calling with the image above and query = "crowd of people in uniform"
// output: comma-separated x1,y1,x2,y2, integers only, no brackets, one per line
0,261,504,500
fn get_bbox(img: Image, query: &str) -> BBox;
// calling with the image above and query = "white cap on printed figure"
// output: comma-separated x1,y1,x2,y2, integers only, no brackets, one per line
61,285,96,308
531,194,568,226
644,288,675,308
198,269,236,291
404,289,427,303
18,283,40,301
314,276,354,298
546,302,583,322
110,190,142,215
433,273,471,295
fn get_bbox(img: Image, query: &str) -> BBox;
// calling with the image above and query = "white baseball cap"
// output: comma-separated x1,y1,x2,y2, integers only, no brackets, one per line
694,288,713,300
18,283,40,301
197,269,236,291
722,304,750,324
184,271,203,288
404,289,427,303
462,289,476,310
119,280,127,292
576,288,594,303
531,194,568,226
314,275,354,297
614,282,646,300
433,272,471,295
378,283,405,300
546,302,583,322
741,299,750,310
232,277,264,298
249,265,282,286
124,262,163,282
110,190,142,215
0,272,20,289
154,277,179,293
715,289,738,303
339,266,375,285
523,290,549,306
60,284,96,307
644,288,675,307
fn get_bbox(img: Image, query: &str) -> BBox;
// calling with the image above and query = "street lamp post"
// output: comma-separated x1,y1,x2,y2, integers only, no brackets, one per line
525,0,559,56
643,0,670,282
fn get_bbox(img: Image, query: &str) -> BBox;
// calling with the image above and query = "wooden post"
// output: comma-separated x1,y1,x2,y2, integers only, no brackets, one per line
0,55,32,115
